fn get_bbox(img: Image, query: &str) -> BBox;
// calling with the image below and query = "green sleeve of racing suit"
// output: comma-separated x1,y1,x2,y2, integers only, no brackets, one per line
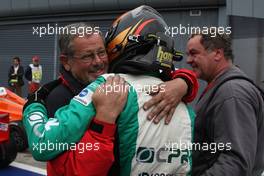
23,76,106,161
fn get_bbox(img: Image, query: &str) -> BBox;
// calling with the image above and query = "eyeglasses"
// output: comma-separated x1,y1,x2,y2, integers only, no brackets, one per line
73,49,107,63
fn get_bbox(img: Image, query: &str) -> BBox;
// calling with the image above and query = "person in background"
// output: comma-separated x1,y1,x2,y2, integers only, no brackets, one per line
8,56,24,97
25,55,42,94
186,32,264,175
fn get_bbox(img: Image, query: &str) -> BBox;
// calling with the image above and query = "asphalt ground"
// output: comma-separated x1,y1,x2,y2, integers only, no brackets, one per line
0,150,46,175
0,150,263,176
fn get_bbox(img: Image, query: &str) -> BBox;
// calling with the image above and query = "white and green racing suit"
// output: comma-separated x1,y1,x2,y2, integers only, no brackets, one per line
23,74,195,176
